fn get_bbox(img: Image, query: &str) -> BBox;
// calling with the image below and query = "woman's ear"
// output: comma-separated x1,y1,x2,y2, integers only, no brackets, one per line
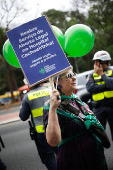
54,79,62,89
57,84,62,89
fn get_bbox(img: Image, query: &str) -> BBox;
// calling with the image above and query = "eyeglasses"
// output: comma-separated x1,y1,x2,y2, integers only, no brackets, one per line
62,72,77,79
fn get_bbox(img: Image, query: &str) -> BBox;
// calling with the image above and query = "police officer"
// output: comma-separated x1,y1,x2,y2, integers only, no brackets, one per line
19,80,57,170
86,50,113,141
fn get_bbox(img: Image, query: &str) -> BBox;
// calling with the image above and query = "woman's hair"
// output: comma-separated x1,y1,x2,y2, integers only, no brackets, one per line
52,72,65,81
52,66,73,81
51,66,73,90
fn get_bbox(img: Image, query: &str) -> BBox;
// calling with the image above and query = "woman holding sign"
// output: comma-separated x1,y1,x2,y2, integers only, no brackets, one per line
43,67,108,170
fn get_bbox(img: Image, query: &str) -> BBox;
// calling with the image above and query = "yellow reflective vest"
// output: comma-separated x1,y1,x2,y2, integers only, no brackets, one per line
92,70,113,101
28,86,51,133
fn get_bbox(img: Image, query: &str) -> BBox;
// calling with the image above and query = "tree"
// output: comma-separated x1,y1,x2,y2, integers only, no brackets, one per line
0,27,24,95
42,9,71,33
42,9,88,73
0,0,26,28
71,0,113,69
0,0,26,101
87,0,113,65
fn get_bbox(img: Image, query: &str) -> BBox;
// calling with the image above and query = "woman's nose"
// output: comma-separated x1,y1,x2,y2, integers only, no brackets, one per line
72,76,76,80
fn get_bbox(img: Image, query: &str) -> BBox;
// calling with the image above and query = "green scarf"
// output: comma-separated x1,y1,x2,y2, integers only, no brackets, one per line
44,93,105,132
44,93,105,147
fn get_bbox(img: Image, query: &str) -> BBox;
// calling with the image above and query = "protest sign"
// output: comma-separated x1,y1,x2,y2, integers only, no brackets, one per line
7,15,71,87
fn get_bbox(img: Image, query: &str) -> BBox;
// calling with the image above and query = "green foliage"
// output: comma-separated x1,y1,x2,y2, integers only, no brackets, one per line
77,57,89,72
0,57,9,94
0,28,6,56
43,3,113,72
42,9,87,72
42,9,68,33
14,68,24,88
87,0,113,64
0,56,24,95
42,9,87,33
0,27,24,95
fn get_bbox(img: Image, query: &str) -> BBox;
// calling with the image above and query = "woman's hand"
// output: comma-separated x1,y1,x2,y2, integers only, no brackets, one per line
50,89,61,111
46,89,62,147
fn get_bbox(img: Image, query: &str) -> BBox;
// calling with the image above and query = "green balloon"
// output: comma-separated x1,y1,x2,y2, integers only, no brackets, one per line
64,24,94,57
3,39,20,68
52,25,64,51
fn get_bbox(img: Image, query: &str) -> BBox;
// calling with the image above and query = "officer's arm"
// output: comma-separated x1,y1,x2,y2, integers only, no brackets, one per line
101,72,113,89
86,74,105,93
19,95,31,121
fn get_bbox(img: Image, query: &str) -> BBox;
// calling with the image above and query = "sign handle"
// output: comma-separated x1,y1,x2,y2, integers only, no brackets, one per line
49,77,54,90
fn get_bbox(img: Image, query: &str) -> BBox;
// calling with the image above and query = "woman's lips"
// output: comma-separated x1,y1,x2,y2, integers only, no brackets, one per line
71,83,76,85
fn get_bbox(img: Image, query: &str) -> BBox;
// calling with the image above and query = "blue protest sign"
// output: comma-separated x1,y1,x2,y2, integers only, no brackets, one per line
7,16,71,87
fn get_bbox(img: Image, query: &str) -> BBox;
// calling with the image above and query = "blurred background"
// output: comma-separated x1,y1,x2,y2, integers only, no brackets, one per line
0,0,113,104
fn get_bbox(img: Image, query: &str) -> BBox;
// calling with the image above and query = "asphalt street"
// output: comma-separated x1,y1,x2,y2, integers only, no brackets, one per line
0,105,21,116
0,105,113,170
1,121,47,170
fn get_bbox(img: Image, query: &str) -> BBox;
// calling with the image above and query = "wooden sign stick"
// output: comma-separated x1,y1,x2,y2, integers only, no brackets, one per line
49,77,55,90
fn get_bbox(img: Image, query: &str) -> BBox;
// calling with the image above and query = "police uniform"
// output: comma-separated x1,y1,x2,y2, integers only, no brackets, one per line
86,66,113,140
19,85,57,170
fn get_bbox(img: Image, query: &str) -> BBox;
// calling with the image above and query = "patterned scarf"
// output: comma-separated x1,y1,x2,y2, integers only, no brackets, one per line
59,93,104,131
61,93,93,116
